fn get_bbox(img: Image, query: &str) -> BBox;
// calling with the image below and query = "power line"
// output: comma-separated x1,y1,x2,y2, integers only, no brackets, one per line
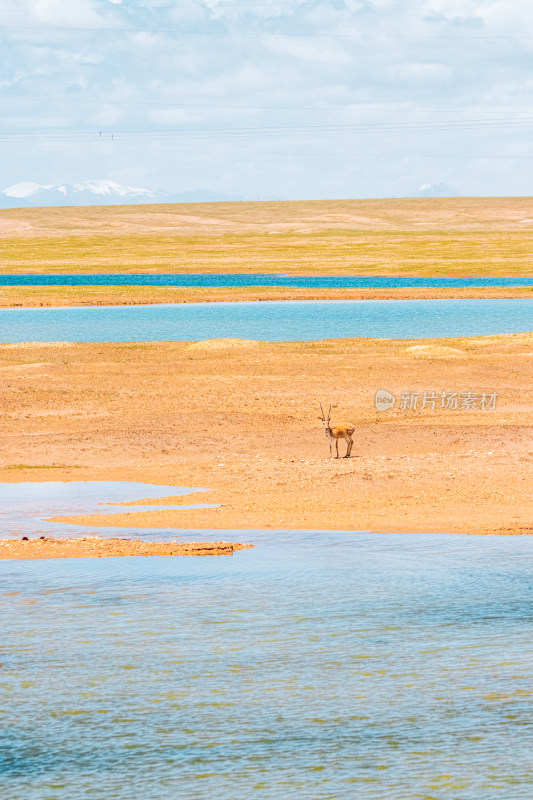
0,117,531,140
1,123,531,157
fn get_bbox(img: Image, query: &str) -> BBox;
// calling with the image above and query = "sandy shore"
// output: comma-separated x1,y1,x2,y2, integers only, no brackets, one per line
2,334,532,535
1,285,532,307
0,537,252,560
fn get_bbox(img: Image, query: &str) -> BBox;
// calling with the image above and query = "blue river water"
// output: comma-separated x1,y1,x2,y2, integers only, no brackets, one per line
0,482,216,539
3,517,533,799
2,272,533,287
1,299,532,342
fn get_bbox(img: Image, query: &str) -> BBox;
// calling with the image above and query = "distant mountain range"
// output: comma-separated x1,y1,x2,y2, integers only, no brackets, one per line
0,179,461,208
414,183,460,198
0,180,285,209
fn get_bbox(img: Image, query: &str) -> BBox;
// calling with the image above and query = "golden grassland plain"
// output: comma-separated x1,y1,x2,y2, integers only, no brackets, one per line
1,197,532,284
2,334,532,536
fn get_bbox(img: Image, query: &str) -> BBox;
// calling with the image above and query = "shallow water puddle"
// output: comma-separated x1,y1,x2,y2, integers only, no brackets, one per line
0,481,217,538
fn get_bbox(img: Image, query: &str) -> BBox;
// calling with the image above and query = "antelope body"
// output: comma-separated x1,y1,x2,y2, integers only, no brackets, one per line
319,404,356,458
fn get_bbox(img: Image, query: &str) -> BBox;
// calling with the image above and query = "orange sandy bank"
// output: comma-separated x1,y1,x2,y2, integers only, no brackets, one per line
2,335,532,535
0,537,252,560
1,285,532,308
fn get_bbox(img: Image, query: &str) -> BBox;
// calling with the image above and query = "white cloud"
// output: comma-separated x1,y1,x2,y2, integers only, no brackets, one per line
148,108,204,124
202,0,301,21
421,0,486,18
4,113,74,127
265,35,354,66
483,0,533,35
27,0,104,26
54,48,104,64
89,104,123,125
126,31,169,48
0,0,531,197
422,0,533,35
394,62,453,83
136,0,175,8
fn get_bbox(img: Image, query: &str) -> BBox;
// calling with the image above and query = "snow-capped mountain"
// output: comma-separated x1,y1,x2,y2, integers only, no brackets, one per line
414,183,460,198
3,182,55,199
0,180,247,208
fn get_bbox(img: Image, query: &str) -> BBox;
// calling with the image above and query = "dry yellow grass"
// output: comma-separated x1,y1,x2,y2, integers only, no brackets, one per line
1,196,532,276
1,284,532,308
186,338,260,350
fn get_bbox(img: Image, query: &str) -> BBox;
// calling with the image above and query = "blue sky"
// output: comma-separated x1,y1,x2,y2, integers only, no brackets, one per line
1,0,532,198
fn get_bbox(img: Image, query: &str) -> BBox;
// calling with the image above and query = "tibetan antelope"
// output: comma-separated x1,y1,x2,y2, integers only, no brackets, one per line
319,404,356,458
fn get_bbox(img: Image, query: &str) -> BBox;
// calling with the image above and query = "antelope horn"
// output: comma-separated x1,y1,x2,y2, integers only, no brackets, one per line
320,403,325,420
328,404,332,423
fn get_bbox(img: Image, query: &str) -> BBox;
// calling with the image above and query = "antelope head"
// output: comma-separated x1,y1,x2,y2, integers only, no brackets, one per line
319,403,332,433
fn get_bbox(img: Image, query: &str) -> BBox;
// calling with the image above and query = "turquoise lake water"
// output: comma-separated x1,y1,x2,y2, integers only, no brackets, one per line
1,299,532,342
2,273,533,288
3,515,533,799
